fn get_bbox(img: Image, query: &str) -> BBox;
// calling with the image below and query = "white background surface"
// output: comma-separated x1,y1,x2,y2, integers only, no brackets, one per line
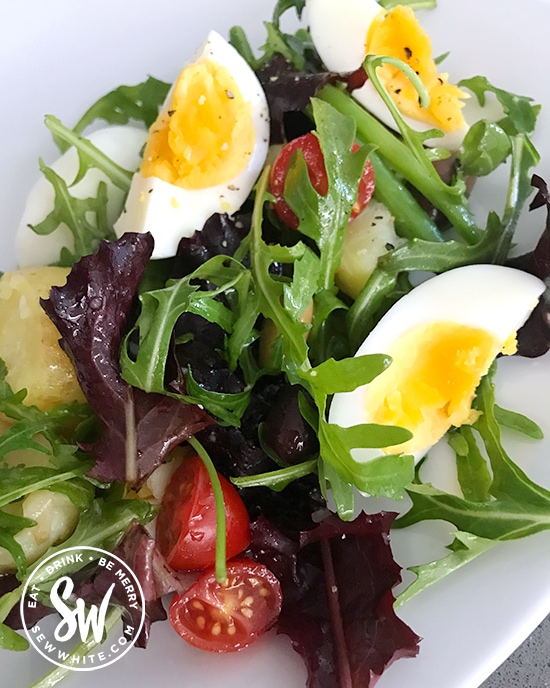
2,1,550,686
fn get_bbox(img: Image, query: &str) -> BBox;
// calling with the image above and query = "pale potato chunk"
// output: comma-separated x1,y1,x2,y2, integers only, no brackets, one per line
0,491,79,573
336,200,403,299
0,267,85,410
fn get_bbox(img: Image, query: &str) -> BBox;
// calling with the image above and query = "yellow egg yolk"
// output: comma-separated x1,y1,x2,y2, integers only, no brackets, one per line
366,5,467,132
366,322,507,454
140,59,255,189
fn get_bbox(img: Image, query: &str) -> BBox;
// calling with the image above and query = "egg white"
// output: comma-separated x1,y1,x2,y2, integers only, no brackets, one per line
114,30,270,259
17,125,147,267
329,264,546,463
306,0,473,150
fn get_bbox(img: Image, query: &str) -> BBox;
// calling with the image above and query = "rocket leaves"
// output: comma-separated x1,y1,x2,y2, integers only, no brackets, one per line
394,531,496,610
66,76,170,143
397,364,550,541
121,101,414,508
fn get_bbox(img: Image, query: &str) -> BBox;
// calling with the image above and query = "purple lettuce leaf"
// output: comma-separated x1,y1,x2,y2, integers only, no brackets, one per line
510,174,550,357
257,55,354,145
248,513,420,688
40,232,212,487
508,174,550,358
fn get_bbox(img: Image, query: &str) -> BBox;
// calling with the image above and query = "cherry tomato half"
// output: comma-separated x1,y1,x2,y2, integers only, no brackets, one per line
269,132,375,230
156,455,250,571
169,559,283,652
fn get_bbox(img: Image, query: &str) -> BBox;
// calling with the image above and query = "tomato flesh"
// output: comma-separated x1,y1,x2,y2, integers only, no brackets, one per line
169,559,283,652
269,132,375,230
156,455,250,571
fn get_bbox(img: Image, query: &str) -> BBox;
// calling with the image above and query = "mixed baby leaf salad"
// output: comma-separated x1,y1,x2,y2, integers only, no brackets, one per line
2,0,550,686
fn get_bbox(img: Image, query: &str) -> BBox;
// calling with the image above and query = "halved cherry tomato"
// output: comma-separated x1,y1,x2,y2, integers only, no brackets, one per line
169,559,282,652
156,455,250,571
269,132,375,230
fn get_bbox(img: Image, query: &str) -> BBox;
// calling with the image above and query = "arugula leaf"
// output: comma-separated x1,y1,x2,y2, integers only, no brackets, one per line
120,254,256,425
394,531,496,609
272,0,306,26
29,163,113,267
230,0,319,73
494,404,544,439
229,26,260,70
45,116,133,190
185,368,251,426
459,75,538,135
318,425,413,499
0,623,28,652
0,511,36,577
448,426,492,503
68,77,170,143
459,121,512,177
0,360,93,470
250,169,311,379
0,463,92,509
305,354,391,393
261,22,310,71
308,289,350,365
47,478,95,509
397,367,550,539
303,355,414,503
231,458,317,492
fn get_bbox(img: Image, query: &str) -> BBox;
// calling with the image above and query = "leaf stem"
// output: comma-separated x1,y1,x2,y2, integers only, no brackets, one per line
188,436,227,584
320,538,353,688
45,116,133,191
231,459,318,491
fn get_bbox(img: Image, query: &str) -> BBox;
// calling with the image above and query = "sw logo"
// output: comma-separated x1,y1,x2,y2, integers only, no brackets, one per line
20,546,145,671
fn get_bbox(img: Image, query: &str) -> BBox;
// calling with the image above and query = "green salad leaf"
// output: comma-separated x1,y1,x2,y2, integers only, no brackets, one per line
397,364,550,540
67,76,170,143
394,530,496,609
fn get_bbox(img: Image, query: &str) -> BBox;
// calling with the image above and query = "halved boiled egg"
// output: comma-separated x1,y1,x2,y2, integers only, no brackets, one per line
329,265,545,463
306,0,469,150
114,30,270,258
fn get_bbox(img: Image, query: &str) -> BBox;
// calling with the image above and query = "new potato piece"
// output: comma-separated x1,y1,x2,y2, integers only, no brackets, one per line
336,199,402,299
0,267,85,410
0,490,79,573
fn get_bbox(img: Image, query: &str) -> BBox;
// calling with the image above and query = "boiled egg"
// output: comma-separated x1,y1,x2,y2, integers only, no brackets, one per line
17,125,147,267
114,30,270,258
306,0,469,150
329,265,545,463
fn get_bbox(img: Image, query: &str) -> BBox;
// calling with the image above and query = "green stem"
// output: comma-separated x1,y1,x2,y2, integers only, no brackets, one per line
250,166,311,375
231,459,318,490
45,116,133,191
188,436,227,584
492,134,529,265
318,85,480,244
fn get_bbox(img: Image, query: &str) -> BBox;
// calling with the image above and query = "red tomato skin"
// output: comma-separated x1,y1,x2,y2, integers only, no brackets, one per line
169,559,283,652
156,456,250,571
269,133,375,229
